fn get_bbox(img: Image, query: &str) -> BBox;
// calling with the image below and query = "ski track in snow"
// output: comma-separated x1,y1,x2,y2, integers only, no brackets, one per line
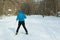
0,15,60,40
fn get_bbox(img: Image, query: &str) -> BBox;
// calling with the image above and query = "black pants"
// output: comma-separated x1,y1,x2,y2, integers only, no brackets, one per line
16,21,28,34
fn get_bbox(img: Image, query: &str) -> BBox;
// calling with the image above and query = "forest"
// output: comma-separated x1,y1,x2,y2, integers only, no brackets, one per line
0,0,60,16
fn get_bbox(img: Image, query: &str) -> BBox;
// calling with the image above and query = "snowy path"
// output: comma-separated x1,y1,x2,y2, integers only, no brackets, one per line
0,15,60,40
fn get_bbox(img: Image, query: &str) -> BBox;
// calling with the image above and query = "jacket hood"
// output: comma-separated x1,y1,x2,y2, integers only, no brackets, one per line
18,9,23,13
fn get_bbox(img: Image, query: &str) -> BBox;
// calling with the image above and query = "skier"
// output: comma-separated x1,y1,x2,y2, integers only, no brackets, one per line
16,9,28,35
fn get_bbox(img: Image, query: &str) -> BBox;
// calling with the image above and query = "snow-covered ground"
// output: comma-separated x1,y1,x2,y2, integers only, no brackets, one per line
0,15,60,40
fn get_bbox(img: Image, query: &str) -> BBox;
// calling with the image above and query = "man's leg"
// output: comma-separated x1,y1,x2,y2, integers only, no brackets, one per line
16,21,21,35
22,21,28,34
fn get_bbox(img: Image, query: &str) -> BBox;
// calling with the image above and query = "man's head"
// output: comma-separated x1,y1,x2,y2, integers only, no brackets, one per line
18,9,23,13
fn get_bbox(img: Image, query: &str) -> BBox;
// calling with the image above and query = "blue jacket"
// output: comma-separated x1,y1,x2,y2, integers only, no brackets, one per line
16,9,26,21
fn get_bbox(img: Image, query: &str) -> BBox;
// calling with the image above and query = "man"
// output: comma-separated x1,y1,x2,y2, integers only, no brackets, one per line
16,9,28,35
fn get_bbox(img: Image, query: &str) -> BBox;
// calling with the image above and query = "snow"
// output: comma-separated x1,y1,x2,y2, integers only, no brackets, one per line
0,15,60,40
